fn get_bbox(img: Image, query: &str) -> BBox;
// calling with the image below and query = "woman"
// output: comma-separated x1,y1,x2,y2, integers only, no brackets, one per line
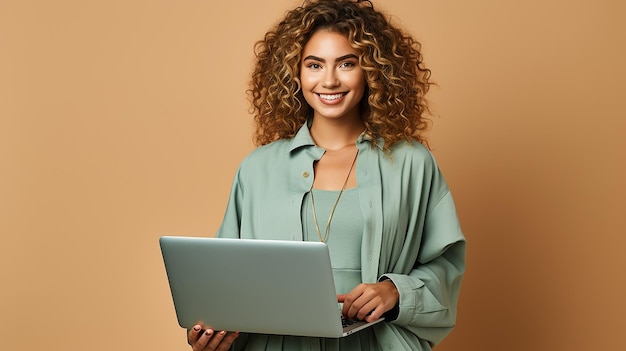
188,0,466,350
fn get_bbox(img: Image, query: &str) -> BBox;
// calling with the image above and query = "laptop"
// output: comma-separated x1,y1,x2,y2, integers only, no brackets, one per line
159,236,384,338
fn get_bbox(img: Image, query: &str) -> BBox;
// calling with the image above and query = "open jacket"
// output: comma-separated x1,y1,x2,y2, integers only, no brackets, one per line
217,122,466,349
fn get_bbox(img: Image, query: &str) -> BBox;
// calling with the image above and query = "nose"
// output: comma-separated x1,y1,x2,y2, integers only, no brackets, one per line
322,68,340,88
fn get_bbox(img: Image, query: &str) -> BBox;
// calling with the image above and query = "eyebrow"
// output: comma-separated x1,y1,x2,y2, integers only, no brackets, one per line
302,54,359,62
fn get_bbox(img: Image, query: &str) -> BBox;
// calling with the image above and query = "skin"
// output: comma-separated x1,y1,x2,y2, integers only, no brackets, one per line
188,325,239,351
300,30,365,130
301,30,366,190
338,281,399,323
186,30,399,349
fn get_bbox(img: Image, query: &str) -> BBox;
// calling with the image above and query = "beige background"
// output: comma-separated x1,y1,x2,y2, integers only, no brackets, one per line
1,0,624,350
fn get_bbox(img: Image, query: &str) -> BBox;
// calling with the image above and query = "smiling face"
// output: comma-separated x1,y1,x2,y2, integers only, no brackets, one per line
300,30,366,124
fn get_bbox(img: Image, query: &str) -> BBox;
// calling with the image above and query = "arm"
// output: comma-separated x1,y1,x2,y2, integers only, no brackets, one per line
382,191,466,345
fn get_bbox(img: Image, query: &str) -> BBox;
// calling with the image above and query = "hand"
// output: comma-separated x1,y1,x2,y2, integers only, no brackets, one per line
188,324,239,351
337,280,399,323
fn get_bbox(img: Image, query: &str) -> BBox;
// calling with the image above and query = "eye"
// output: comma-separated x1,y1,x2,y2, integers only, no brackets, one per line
306,62,322,70
339,61,356,69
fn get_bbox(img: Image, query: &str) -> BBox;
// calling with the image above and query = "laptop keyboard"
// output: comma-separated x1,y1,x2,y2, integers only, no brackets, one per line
341,316,359,328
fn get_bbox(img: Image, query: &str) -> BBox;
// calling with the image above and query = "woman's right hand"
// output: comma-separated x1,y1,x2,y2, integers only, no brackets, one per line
188,324,239,351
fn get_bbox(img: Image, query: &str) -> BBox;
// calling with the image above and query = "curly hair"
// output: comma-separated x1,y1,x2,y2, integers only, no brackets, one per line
248,0,433,149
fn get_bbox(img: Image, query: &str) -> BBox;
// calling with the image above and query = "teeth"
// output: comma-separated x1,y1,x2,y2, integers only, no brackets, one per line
318,93,344,101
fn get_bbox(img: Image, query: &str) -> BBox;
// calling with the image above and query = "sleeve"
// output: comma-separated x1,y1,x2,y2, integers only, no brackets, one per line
216,166,244,239
214,166,251,351
379,151,466,346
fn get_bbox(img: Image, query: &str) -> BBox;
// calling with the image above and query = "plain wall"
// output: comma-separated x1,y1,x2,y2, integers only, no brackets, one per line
1,0,624,350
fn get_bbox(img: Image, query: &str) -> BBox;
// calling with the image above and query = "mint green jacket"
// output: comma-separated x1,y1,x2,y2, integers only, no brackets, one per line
217,123,466,349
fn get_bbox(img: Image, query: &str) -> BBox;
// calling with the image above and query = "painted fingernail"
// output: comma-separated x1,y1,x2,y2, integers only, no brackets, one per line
205,329,213,336
219,330,226,335
193,326,201,331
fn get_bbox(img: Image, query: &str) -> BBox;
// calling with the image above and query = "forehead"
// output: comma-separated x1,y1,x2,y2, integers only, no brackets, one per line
302,30,357,57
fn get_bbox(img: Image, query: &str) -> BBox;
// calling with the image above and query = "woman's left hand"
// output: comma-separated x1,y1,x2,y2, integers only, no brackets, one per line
337,280,399,322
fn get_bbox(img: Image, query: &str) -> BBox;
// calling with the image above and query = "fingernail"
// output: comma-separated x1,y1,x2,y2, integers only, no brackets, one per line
193,326,201,331
219,330,226,335
205,329,213,336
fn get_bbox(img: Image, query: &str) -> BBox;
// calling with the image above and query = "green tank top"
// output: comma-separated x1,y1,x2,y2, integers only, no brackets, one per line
302,187,364,295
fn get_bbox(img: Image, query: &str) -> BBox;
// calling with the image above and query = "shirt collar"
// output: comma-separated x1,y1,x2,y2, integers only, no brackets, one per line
288,119,383,152
288,120,316,152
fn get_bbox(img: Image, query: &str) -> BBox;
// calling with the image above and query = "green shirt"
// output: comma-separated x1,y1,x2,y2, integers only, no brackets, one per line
217,122,466,350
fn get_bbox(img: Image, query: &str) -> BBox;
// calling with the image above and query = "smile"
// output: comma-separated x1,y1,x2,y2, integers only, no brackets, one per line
317,93,346,101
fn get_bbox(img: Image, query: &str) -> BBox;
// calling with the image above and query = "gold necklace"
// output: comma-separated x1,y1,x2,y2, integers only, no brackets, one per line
310,151,358,243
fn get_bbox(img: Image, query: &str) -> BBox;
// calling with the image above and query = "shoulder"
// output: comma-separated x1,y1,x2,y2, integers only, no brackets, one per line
381,140,438,172
379,141,450,197
389,140,432,159
243,139,290,163
239,139,292,169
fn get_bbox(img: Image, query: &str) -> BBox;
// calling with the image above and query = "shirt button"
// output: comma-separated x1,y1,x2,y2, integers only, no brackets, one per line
302,171,310,178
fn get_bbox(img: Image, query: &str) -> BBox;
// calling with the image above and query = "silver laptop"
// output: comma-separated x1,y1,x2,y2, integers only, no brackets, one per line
159,236,384,338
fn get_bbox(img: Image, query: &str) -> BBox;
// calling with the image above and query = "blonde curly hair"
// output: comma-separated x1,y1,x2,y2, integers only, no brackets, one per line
248,0,433,150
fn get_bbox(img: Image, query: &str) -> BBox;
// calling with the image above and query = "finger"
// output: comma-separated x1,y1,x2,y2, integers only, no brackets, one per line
360,282,398,321
355,298,379,320
340,286,366,317
348,286,383,319
206,330,227,350
362,301,385,322
345,296,367,319
193,328,215,351
341,297,354,317
365,306,386,322
215,332,240,351
187,325,203,346
345,289,374,319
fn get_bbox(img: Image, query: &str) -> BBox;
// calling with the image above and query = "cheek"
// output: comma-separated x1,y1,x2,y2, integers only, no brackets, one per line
300,81,316,105
299,74,315,90
351,76,367,97
346,72,365,89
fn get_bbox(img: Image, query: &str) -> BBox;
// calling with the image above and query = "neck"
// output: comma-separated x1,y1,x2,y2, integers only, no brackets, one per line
309,117,365,151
